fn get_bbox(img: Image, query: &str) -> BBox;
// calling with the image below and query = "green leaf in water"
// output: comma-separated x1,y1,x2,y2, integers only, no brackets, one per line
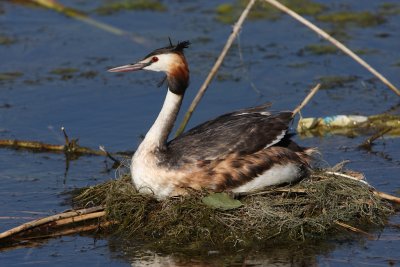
202,192,243,210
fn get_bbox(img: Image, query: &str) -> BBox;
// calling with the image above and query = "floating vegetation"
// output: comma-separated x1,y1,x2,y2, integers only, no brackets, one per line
316,75,358,89
50,67,79,75
0,72,23,83
353,48,378,55
216,0,326,24
71,171,394,249
379,3,400,16
286,62,310,68
298,114,400,137
305,44,337,55
79,71,98,79
316,11,386,28
95,0,166,15
0,35,16,46
49,67,79,80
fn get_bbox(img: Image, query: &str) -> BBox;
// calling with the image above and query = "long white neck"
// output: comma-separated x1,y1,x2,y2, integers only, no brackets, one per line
141,89,183,150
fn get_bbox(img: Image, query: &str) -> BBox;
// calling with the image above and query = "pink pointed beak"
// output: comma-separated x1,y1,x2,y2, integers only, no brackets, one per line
107,62,149,73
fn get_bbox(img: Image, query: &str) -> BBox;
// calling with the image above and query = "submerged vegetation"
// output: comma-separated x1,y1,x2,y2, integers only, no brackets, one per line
73,171,393,249
316,75,358,89
304,44,338,55
0,71,23,83
50,67,79,76
0,34,16,46
316,11,386,28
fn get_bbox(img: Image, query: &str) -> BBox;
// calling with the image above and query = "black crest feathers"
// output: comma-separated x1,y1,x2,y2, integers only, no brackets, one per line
174,40,190,52
144,39,190,59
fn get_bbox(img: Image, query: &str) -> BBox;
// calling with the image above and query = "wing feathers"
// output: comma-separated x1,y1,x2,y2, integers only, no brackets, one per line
165,106,294,166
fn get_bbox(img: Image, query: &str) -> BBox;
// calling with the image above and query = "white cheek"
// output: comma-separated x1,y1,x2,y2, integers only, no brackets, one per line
143,54,175,72
143,64,163,72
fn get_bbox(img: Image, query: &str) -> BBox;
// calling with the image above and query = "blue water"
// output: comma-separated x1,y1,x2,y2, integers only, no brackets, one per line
0,0,399,266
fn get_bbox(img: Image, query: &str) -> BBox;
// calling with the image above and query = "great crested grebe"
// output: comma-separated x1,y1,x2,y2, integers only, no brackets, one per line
108,40,314,199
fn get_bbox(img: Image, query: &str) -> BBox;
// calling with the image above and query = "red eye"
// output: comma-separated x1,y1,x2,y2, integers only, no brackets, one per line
152,56,159,62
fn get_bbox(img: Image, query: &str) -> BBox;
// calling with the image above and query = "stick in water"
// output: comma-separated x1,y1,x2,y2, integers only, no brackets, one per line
292,83,321,117
175,0,256,136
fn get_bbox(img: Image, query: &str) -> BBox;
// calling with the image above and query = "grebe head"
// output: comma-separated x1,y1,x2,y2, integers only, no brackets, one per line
108,40,190,94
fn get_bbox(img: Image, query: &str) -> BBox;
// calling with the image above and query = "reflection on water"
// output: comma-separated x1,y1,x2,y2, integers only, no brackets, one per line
107,238,327,267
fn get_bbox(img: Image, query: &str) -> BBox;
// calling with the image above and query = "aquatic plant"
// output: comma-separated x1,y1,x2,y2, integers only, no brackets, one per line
95,0,166,15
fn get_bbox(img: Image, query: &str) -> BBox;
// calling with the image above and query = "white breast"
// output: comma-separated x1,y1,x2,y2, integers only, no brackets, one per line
232,163,302,193
130,146,175,199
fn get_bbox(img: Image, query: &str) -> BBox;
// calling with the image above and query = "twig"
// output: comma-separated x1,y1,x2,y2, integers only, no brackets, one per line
326,171,400,204
374,191,400,205
0,139,105,156
0,206,104,240
0,139,65,151
325,171,368,183
358,127,392,150
61,126,70,146
334,220,374,239
331,160,351,172
292,83,321,117
52,211,106,227
175,0,256,136
99,145,121,166
0,138,131,158
245,188,308,197
263,0,400,97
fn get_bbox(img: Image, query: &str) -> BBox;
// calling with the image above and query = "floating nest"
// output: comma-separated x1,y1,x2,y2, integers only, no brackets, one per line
73,169,394,249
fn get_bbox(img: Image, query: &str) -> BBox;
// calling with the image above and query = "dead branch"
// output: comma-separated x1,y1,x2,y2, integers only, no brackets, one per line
0,139,105,156
334,220,374,239
358,128,392,150
53,211,106,227
374,191,400,205
326,171,400,204
292,83,321,117
0,206,104,240
263,0,400,96
99,145,121,167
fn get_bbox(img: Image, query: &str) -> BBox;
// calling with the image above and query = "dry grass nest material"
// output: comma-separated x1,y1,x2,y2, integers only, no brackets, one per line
73,170,393,248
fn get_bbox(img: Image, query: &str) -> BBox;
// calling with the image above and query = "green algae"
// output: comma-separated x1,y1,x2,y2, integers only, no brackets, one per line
50,68,79,75
305,44,337,55
0,72,23,83
96,0,166,15
0,35,16,46
216,0,326,24
379,3,400,16
317,11,386,28
317,75,358,89
50,67,79,80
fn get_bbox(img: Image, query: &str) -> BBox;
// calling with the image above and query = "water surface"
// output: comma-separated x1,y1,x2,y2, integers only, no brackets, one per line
0,0,399,266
